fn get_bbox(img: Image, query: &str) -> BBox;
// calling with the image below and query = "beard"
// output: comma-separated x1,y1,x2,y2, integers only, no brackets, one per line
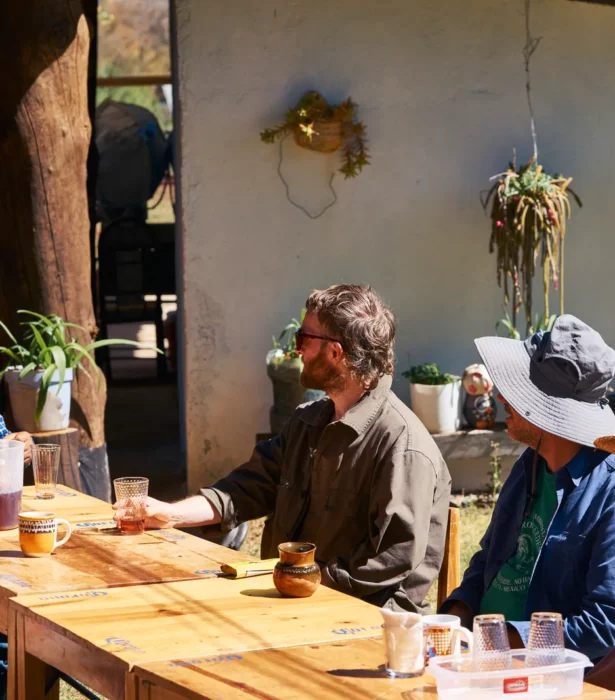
300,345,347,393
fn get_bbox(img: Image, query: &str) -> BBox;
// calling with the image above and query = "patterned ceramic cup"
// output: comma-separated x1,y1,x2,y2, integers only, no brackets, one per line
424,614,473,662
18,512,72,557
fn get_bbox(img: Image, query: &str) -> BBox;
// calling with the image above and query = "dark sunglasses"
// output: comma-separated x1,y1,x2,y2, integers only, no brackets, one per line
295,329,344,352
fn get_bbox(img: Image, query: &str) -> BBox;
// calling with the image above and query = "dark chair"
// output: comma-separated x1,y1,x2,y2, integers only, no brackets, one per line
97,218,176,380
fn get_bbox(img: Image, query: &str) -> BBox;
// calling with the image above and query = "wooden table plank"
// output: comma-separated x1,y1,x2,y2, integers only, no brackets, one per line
16,484,114,523
9,577,383,699
0,484,253,634
133,638,429,700
131,638,615,700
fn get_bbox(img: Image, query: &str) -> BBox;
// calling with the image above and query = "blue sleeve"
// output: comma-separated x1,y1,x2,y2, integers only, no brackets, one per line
0,415,9,439
560,498,615,660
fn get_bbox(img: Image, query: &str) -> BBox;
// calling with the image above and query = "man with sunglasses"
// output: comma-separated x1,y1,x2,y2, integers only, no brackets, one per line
121,284,451,612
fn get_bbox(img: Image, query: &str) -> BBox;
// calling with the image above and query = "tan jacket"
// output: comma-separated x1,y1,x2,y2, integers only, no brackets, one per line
202,375,451,612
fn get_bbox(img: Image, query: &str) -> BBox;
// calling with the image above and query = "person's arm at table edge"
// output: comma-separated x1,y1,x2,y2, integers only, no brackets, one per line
113,494,222,529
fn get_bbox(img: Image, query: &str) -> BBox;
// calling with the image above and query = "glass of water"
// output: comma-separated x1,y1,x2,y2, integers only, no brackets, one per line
32,444,61,499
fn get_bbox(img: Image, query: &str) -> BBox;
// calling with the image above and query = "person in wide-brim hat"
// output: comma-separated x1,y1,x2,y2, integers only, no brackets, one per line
476,316,615,447
439,315,615,690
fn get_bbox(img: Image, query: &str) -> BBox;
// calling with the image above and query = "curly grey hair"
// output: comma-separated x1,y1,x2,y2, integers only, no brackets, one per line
305,284,396,389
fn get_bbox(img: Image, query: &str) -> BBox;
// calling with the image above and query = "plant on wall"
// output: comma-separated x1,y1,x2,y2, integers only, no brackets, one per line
260,91,369,219
483,0,582,337
261,91,369,179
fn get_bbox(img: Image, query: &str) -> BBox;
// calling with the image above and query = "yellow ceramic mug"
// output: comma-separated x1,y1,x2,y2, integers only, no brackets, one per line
18,512,72,557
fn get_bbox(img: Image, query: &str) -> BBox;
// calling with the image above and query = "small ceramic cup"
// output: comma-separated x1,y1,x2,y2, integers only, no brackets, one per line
273,542,321,598
18,512,72,557
423,614,473,662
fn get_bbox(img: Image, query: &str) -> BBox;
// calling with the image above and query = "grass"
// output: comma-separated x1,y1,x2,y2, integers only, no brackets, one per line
58,501,492,699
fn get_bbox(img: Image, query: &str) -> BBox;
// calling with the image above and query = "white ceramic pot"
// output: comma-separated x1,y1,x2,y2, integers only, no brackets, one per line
4,367,73,433
409,380,461,434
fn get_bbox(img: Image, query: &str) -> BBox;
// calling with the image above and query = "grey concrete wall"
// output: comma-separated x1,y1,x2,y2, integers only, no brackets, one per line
174,0,615,492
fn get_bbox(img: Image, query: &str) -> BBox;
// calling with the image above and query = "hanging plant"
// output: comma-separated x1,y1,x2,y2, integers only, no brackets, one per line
483,156,581,334
484,0,583,337
260,91,369,179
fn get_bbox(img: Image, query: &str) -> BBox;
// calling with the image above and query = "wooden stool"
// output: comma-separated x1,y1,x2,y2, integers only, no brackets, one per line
30,428,81,492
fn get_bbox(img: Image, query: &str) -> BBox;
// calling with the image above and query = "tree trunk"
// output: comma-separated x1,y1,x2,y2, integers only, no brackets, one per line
0,1,106,452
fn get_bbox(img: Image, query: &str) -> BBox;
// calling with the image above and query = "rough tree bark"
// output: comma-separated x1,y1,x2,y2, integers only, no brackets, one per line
0,1,110,498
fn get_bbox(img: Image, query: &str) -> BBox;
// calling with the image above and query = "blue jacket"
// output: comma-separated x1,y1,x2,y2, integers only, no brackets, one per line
444,446,615,662
0,415,8,439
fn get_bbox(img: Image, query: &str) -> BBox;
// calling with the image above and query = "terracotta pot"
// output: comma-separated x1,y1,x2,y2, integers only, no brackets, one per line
292,120,342,153
273,542,321,598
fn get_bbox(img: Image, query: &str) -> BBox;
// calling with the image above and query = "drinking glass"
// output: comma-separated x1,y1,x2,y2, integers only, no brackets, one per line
113,477,149,535
472,614,512,671
381,608,425,678
526,612,565,667
32,444,61,499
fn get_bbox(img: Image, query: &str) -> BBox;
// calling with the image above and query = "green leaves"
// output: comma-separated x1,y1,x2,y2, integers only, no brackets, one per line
0,310,161,426
260,92,369,179
402,362,460,385
484,157,581,334
272,310,305,359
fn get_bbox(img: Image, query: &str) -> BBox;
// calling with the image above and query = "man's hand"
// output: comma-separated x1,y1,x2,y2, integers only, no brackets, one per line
3,432,33,464
442,600,474,629
112,494,221,530
113,496,175,529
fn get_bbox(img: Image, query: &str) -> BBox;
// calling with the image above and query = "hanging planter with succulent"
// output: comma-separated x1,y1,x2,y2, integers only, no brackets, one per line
483,156,581,335
483,0,582,337
260,91,369,219
261,91,369,179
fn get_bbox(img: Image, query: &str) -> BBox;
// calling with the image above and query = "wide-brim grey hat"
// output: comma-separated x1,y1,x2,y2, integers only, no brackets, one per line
475,315,615,447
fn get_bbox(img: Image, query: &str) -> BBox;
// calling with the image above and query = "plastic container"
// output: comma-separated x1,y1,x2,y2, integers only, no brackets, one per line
429,649,592,700
0,440,25,530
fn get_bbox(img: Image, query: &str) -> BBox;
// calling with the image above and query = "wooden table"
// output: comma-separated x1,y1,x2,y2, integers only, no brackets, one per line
19,483,114,523
130,638,614,700
8,575,383,699
0,485,253,636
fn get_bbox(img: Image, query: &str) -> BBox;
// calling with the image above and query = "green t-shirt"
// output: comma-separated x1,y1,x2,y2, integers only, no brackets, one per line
479,462,558,621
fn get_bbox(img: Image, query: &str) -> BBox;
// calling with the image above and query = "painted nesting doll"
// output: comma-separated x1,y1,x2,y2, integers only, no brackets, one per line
462,363,496,429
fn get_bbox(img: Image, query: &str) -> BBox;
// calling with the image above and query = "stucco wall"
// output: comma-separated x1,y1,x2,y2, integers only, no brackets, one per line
174,0,615,492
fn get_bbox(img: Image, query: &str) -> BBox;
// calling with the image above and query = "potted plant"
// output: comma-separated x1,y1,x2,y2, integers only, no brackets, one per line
260,91,369,179
482,3,581,338
402,363,461,434
484,156,581,336
0,310,158,432
266,311,325,434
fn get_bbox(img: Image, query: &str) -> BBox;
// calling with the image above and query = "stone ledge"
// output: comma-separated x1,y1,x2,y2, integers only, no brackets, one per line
431,422,525,461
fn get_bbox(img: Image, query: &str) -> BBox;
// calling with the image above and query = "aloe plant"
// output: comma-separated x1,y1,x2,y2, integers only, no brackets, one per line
271,309,306,360
0,310,160,425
